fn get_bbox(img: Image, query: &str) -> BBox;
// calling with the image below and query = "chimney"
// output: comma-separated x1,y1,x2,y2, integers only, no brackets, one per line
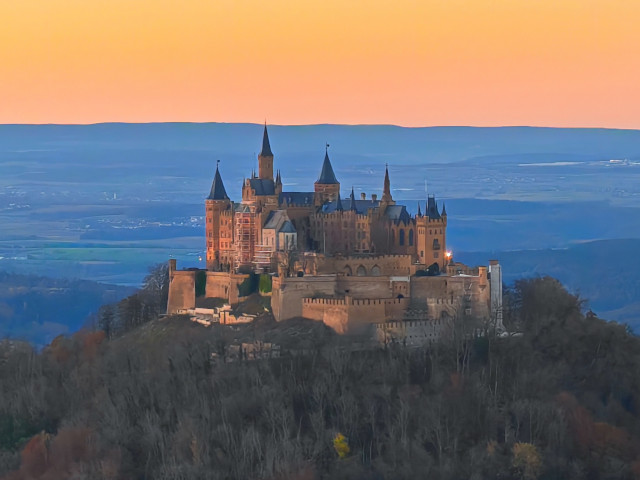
372,194,378,201
361,193,366,200
169,259,177,272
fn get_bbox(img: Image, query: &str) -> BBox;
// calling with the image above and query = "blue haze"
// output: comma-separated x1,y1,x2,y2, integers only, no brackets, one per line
1,123,640,337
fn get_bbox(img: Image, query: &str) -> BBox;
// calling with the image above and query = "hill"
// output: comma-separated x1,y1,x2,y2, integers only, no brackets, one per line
1,277,640,479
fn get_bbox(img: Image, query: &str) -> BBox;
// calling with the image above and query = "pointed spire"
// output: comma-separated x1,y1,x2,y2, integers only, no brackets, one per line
207,160,229,200
382,163,392,202
349,187,357,211
441,202,447,216
427,195,441,219
417,202,422,217
316,145,339,184
335,191,344,211
275,169,282,185
260,123,273,157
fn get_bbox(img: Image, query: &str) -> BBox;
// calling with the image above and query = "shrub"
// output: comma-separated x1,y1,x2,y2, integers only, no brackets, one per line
259,274,272,294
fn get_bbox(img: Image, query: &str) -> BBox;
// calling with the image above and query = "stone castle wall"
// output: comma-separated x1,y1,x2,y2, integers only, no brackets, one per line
312,254,415,277
301,296,410,334
205,272,249,306
167,269,196,315
410,267,490,319
273,262,493,333
271,275,337,320
167,261,250,314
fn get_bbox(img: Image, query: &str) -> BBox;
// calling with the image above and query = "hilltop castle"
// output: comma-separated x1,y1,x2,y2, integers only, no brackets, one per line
204,125,448,273
168,126,503,339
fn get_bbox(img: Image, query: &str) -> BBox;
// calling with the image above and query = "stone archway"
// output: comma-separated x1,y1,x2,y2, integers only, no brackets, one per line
343,265,353,276
356,265,367,276
371,265,381,276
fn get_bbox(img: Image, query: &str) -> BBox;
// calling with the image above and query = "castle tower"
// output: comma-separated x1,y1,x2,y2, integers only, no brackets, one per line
415,194,447,269
380,164,395,206
258,124,274,180
314,146,340,206
205,161,232,271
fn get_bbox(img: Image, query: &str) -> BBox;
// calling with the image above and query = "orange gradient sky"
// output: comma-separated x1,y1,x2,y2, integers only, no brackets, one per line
1,0,639,127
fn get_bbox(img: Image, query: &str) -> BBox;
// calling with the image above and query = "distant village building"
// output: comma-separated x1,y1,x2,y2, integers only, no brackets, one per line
167,126,503,340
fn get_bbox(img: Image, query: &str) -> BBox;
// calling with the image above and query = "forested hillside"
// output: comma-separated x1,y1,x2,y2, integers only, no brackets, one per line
1,277,640,479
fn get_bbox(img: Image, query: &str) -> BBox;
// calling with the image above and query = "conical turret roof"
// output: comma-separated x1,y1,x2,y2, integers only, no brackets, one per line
260,124,273,157
316,149,339,184
207,162,229,200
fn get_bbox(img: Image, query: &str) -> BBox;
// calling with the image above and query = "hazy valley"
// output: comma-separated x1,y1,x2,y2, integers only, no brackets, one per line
1,123,640,342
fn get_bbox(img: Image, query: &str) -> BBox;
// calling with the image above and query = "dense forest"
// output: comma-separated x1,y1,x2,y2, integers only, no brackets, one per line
1,276,640,479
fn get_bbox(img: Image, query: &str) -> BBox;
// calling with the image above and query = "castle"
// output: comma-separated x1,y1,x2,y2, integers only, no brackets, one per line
204,125,448,273
168,126,503,339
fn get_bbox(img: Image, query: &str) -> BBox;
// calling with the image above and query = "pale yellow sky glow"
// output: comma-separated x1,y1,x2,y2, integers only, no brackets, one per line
1,0,638,126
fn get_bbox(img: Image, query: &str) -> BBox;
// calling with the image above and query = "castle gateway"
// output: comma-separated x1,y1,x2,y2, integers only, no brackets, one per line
167,126,503,336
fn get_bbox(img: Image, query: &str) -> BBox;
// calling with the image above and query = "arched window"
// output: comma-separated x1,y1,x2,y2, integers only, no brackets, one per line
399,229,405,246
343,265,352,276
356,265,367,276
371,265,381,276
409,230,414,246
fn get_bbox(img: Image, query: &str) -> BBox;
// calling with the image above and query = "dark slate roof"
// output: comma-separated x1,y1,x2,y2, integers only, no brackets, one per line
426,196,441,219
335,194,344,211
207,165,230,200
260,124,273,157
280,220,296,233
234,203,251,213
316,152,339,184
279,191,315,206
249,178,275,196
321,198,380,214
384,205,411,222
264,210,287,229
441,202,447,216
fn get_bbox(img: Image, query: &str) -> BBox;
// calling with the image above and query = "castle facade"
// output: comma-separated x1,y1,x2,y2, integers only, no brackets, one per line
205,125,448,273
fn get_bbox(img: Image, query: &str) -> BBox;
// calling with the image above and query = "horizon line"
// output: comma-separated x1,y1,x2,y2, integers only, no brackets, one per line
1,121,639,132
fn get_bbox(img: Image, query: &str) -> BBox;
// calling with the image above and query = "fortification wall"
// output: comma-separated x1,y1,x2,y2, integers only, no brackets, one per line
375,318,452,346
314,254,414,277
167,270,196,314
300,296,409,333
205,272,249,305
336,276,394,299
271,275,337,321
410,268,490,319
301,298,351,334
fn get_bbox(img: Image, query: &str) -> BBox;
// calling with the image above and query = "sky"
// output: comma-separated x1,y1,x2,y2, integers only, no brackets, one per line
1,0,639,127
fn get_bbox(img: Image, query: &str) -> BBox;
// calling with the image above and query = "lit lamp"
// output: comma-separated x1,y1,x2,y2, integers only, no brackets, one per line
445,251,453,265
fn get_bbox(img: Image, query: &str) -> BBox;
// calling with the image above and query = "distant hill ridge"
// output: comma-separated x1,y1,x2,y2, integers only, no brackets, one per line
2,123,640,164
